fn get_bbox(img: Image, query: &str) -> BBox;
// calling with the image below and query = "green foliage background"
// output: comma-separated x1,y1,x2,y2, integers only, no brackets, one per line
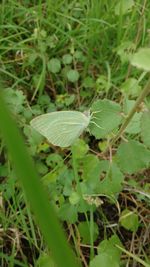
0,1,150,267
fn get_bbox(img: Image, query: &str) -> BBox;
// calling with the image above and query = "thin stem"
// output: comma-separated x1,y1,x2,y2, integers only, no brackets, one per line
116,245,150,267
109,75,150,148
90,206,94,260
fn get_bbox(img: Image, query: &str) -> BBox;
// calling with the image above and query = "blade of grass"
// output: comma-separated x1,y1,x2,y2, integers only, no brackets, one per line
0,91,81,267
116,245,150,267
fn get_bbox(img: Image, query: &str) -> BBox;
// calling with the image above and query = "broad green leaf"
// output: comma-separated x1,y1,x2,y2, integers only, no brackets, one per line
67,69,80,82
119,209,139,232
81,154,101,184
48,58,61,73
116,140,150,174
141,111,150,148
0,92,81,267
90,99,122,138
124,99,142,134
131,48,150,71
90,253,119,267
121,78,141,97
97,234,122,262
58,203,78,223
116,41,136,63
78,221,99,244
115,0,134,15
96,162,124,196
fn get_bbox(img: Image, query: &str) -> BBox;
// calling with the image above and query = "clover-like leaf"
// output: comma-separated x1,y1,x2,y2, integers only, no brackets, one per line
67,69,79,82
47,58,61,73
119,209,139,232
62,54,72,65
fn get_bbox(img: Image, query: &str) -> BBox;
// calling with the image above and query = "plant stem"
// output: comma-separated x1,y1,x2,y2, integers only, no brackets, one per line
109,75,150,148
90,206,94,260
116,245,150,267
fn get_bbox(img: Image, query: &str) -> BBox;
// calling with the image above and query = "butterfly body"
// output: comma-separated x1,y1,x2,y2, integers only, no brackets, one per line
30,111,91,147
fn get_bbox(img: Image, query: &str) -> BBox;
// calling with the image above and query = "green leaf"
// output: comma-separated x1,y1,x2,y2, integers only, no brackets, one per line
46,153,64,168
95,75,109,92
90,99,122,138
90,253,119,267
124,99,142,134
69,191,80,205
71,139,89,159
131,48,150,71
97,234,122,262
35,161,48,175
116,140,150,174
62,54,73,65
96,162,124,196
115,41,135,63
58,203,78,223
74,50,85,62
121,78,141,97
4,88,25,114
82,154,101,182
119,209,139,232
62,170,74,197
82,76,95,88
67,69,80,82
48,58,61,73
78,221,99,245
115,0,135,15
141,110,150,148
56,93,75,107
37,94,51,107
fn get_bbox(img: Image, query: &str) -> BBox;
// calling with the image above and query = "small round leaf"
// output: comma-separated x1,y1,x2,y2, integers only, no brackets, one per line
67,69,79,82
47,58,61,73
62,54,72,65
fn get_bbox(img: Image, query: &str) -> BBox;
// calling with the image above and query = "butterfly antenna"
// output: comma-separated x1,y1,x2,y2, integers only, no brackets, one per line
91,110,102,116
90,120,104,129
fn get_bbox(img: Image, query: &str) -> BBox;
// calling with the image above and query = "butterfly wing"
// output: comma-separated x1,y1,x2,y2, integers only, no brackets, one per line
30,111,90,147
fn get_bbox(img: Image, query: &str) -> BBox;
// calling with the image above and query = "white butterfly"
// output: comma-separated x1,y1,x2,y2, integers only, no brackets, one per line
30,110,102,147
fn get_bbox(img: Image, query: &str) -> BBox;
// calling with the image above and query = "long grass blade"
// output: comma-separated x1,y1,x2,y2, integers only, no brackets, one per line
0,91,81,267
